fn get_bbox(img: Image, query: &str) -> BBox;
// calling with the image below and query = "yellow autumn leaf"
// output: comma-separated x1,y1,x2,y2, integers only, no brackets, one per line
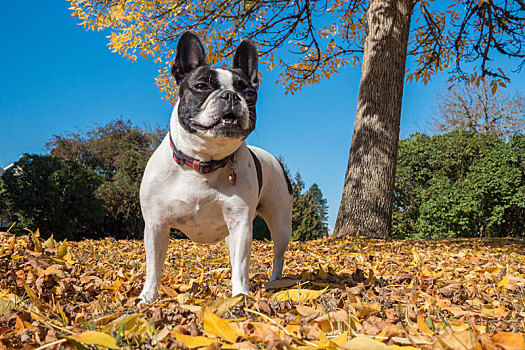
103,313,149,336
411,247,421,266
341,336,389,349
66,331,119,349
296,304,318,316
492,332,525,350
0,297,14,316
206,255,229,264
173,331,220,348
497,274,509,289
57,302,68,325
28,229,42,253
331,330,350,346
52,239,74,263
449,323,470,332
57,239,68,259
42,234,55,249
198,268,204,283
206,295,243,317
416,313,433,336
203,306,240,343
311,331,331,347
272,286,329,302
7,237,15,251
481,306,507,316
23,281,43,311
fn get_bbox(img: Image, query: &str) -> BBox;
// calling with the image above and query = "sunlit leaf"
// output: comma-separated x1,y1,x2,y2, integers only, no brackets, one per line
272,286,328,302
173,331,220,348
207,295,243,317
491,332,525,350
43,234,56,249
341,336,389,349
66,331,119,349
416,313,433,336
23,281,43,311
203,306,240,343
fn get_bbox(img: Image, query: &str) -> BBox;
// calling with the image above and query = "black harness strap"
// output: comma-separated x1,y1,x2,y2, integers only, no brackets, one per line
277,159,293,195
248,149,263,197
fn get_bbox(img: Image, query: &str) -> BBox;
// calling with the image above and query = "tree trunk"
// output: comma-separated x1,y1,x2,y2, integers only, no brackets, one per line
334,0,413,240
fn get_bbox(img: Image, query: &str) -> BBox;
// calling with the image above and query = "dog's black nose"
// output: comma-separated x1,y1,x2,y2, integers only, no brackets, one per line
220,90,240,101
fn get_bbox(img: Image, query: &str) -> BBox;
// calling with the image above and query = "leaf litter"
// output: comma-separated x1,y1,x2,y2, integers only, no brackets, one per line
1,230,525,349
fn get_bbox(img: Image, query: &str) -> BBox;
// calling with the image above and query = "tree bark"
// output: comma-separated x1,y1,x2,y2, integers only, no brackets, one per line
334,0,413,239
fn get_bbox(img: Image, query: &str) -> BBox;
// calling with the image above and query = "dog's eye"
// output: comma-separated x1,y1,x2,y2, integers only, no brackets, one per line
194,83,210,91
245,90,256,98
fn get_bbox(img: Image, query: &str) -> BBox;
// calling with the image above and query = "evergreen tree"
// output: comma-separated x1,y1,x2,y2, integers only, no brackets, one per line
252,161,329,241
291,172,306,239
252,216,270,241
291,173,329,241
308,183,328,234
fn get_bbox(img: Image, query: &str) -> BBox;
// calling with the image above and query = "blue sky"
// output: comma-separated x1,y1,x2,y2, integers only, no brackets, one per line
1,1,524,229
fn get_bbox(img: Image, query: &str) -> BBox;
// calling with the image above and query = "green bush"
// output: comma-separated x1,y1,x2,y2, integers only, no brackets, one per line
0,154,104,239
46,119,164,239
393,131,525,238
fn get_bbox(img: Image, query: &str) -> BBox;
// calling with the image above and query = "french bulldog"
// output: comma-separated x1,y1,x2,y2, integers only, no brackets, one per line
138,31,292,303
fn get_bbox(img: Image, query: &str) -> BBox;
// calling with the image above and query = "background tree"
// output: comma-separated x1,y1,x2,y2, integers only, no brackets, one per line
432,82,525,137
252,216,271,241
393,131,525,238
46,119,165,238
307,183,329,232
291,173,330,241
0,154,104,239
254,165,329,241
69,0,525,239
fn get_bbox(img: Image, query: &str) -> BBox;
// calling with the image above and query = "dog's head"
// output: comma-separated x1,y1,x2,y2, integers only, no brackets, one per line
171,31,259,139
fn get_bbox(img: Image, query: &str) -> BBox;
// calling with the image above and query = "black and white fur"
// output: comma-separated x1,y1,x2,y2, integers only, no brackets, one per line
138,31,292,303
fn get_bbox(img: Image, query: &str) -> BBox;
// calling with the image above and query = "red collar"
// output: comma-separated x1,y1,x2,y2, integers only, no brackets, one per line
168,130,235,174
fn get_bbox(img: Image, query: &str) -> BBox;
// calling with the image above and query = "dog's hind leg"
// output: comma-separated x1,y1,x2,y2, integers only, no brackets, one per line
262,209,291,281
139,222,170,304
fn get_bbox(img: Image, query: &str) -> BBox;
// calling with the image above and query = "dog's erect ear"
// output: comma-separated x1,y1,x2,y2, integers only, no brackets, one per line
171,31,208,84
233,40,259,89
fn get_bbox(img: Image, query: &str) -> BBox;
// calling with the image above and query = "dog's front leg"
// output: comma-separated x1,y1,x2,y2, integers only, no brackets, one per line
139,222,170,304
225,218,252,296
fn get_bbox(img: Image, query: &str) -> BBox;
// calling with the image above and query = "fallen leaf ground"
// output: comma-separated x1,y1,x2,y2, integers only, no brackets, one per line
1,230,525,349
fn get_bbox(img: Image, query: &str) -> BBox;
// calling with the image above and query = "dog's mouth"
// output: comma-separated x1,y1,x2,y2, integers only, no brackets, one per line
220,113,238,126
193,112,240,130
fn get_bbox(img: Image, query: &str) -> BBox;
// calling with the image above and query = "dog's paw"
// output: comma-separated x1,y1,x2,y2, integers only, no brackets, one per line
232,286,250,297
137,290,158,305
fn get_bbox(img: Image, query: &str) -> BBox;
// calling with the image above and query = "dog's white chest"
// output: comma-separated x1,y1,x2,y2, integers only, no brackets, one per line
165,192,230,244
147,166,246,244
